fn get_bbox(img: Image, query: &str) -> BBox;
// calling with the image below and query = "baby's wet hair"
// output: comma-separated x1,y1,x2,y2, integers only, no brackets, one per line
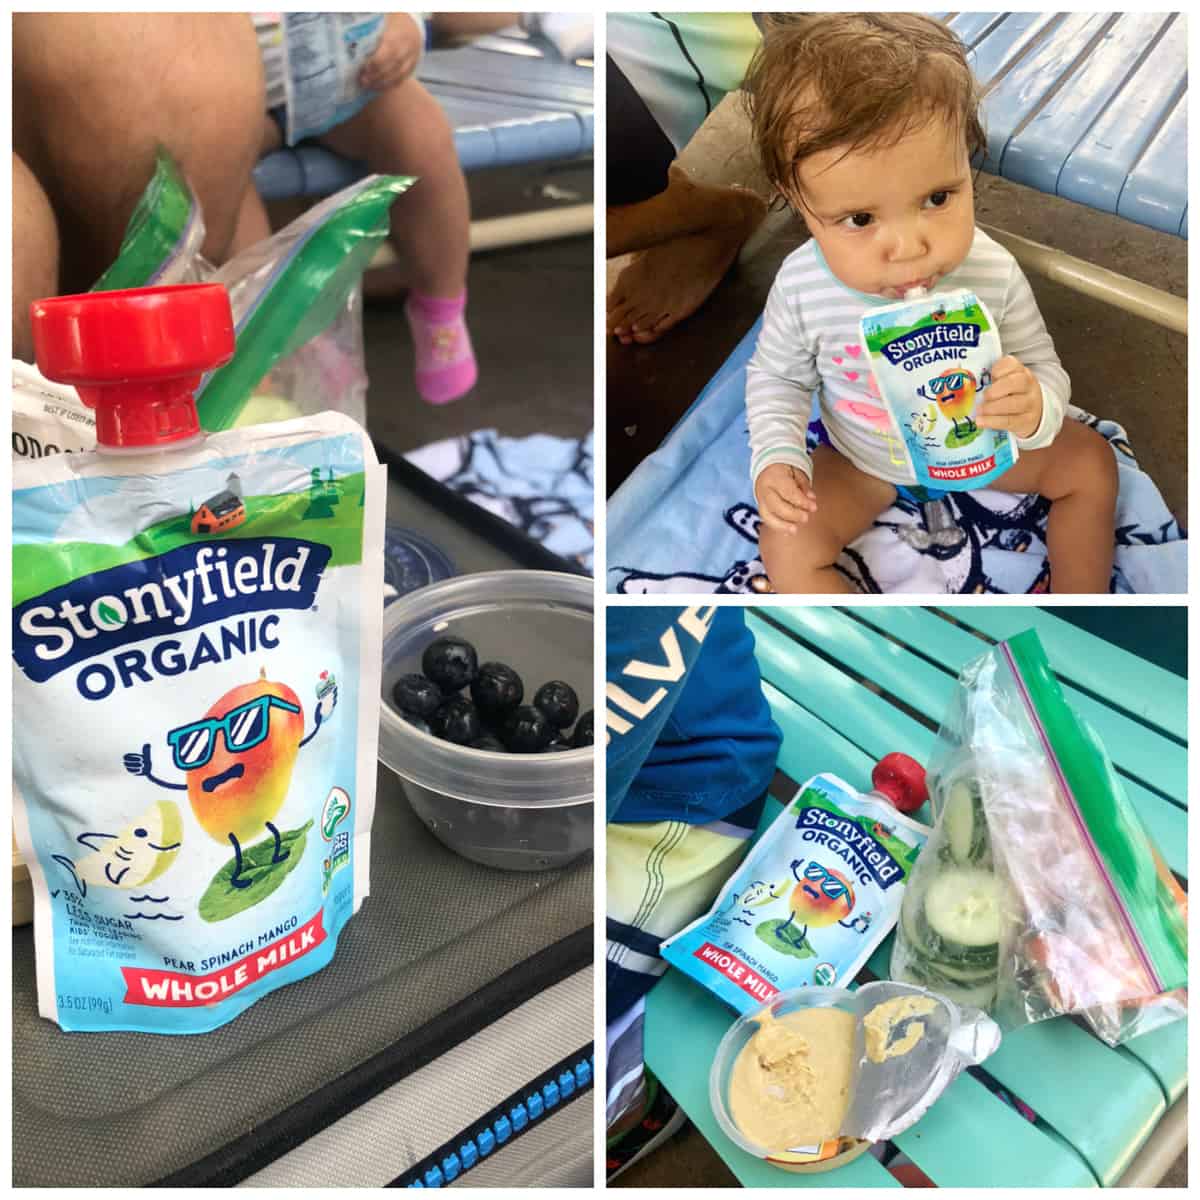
743,13,985,201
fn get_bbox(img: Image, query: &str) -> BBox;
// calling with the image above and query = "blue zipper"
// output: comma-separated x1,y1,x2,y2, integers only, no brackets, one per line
397,1047,594,1187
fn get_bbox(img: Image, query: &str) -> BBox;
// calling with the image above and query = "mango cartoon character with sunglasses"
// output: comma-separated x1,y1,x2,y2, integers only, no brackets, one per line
123,668,337,890
916,365,993,444
772,857,861,951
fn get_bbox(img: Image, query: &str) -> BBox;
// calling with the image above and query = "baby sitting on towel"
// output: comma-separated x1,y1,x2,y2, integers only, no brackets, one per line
743,12,1116,593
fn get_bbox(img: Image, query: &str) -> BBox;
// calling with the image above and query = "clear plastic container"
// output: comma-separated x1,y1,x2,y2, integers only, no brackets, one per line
710,981,998,1166
378,570,593,870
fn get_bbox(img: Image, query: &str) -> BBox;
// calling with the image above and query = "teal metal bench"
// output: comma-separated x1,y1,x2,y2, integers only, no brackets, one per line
644,606,1187,1187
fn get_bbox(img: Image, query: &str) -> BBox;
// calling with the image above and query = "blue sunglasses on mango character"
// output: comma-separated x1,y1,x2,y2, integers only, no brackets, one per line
123,668,337,889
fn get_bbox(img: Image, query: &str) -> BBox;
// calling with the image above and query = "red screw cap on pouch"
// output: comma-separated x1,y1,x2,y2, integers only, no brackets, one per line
30,283,235,449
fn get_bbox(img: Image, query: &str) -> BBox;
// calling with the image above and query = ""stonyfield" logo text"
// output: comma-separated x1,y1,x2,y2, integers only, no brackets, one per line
13,539,329,684
882,322,980,366
794,804,906,888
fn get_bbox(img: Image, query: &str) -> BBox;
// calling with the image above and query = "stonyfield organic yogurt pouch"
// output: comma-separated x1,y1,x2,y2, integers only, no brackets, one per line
661,774,929,1014
860,287,1016,490
11,285,385,1032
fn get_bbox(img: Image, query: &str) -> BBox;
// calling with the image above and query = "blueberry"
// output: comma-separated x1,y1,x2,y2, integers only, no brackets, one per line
401,713,431,735
429,698,482,745
545,737,574,753
532,681,579,729
392,673,443,719
501,705,554,753
572,710,594,748
422,637,479,693
471,661,524,716
469,734,508,753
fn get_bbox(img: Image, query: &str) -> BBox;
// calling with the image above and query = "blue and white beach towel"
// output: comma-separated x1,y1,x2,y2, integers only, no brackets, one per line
408,428,594,573
607,321,1185,595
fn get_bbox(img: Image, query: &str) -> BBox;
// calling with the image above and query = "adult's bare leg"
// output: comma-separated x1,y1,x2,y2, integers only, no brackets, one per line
318,78,469,300
608,170,766,344
758,446,898,594
608,163,764,258
13,13,265,293
13,152,59,362
608,93,770,344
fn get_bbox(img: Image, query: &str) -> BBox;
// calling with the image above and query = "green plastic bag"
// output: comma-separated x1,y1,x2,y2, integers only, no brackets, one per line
93,150,414,431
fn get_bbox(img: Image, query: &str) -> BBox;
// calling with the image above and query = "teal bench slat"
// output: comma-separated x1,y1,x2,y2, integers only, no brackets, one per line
1119,94,1189,236
763,607,953,726
1001,12,1173,196
930,609,1187,745
982,1019,1166,1185
1118,1017,1189,1105
761,681,873,794
890,1071,1097,1187
747,614,938,767
644,970,902,1188
1059,17,1187,220
979,11,1115,175
762,608,1188,870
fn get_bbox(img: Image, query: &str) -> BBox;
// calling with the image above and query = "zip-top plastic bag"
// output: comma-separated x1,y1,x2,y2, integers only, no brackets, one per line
12,284,386,1033
859,287,1017,490
891,629,1188,1045
84,150,413,433
662,774,930,1013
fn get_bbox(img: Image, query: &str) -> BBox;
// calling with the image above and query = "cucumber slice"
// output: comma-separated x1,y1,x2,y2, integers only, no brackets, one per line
924,867,1002,950
942,779,987,864
922,956,997,984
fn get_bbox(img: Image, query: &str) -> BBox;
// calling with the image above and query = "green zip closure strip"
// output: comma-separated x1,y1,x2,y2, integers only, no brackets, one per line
1001,630,1187,991
196,174,415,432
92,151,196,292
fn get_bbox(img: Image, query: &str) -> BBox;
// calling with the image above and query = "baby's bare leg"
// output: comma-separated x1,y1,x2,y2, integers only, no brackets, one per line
319,79,470,299
758,447,897,593
993,420,1118,593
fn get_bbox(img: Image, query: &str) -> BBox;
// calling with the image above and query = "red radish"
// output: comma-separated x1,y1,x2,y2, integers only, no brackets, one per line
871,753,928,814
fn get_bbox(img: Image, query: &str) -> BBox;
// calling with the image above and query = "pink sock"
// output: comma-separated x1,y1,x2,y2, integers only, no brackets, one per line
404,289,477,405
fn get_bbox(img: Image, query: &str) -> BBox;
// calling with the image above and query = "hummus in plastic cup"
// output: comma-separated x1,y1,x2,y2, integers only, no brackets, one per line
710,988,870,1172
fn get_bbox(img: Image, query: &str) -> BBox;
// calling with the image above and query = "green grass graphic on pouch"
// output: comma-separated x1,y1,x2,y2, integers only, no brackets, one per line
12,471,367,605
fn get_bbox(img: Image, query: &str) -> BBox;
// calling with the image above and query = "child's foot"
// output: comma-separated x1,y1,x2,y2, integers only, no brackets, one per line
607,189,766,345
405,290,477,405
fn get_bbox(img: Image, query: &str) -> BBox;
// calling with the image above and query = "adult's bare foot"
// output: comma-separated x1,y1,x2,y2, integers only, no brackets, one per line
607,188,765,344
